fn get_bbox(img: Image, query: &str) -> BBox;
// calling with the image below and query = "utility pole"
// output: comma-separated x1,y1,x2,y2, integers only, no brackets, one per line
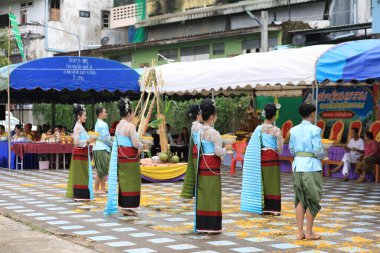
260,11,268,53
372,0,380,38
246,10,269,52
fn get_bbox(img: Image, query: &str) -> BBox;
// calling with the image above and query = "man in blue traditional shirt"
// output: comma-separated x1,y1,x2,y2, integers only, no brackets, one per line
93,107,112,194
289,103,326,241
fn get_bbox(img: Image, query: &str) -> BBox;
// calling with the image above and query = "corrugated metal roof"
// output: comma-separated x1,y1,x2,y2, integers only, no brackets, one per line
136,0,320,28
147,16,227,41
230,1,326,30
269,1,326,22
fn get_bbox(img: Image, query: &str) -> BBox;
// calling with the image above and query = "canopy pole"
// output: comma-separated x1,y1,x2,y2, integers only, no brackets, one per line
315,81,319,125
7,11,11,172
311,81,315,104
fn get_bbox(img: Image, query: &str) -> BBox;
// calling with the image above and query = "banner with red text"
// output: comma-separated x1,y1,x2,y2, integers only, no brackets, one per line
303,86,374,141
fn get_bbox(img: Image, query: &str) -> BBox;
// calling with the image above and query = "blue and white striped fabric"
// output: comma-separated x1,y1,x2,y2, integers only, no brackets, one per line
104,136,119,215
241,126,263,214
87,146,94,200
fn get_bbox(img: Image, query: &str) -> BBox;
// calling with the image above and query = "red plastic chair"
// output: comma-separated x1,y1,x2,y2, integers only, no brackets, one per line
230,142,248,175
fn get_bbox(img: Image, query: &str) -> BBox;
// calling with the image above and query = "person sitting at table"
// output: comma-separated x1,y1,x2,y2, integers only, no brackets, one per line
42,124,50,133
23,123,35,141
61,126,67,135
0,125,8,138
34,125,42,141
41,128,55,141
331,127,364,181
11,124,24,141
53,126,60,135
166,123,174,145
177,127,189,146
355,132,380,183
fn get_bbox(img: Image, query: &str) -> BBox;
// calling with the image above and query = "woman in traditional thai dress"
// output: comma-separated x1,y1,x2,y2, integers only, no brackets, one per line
66,104,95,201
241,103,283,216
181,104,203,200
195,99,230,234
104,98,143,216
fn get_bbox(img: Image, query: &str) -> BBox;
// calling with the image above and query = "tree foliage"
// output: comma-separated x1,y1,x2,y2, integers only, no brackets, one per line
0,28,16,68
33,97,250,134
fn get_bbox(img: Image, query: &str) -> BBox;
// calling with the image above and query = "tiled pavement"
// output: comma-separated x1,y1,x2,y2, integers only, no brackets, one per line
0,167,380,253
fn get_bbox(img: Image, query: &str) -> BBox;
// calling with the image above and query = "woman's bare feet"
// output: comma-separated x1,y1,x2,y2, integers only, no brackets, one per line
305,232,321,240
296,233,305,240
123,209,137,216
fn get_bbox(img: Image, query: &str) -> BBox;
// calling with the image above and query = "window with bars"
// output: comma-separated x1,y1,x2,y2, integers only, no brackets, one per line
109,54,132,67
213,43,225,55
79,11,91,18
180,45,209,62
50,0,60,21
21,1,34,9
242,39,260,53
158,48,178,61
102,11,110,29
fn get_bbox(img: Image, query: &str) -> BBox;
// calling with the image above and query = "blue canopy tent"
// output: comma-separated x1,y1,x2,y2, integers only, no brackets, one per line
0,56,141,104
0,56,141,171
314,39,380,128
316,39,380,83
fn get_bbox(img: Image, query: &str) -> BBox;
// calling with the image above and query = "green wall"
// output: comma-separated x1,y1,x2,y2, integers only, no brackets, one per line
104,31,281,68
256,96,303,129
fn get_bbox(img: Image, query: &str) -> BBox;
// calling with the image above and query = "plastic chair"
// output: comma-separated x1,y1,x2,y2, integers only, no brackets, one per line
317,120,325,138
328,120,344,144
281,120,293,142
230,142,247,175
370,120,380,142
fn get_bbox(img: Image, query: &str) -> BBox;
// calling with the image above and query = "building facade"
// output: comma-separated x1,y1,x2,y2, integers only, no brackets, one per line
57,0,373,68
0,0,128,62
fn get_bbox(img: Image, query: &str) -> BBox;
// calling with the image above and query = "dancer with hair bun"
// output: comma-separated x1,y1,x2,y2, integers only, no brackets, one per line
180,104,203,200
66,104,95,201
241,103,283,216
104,98,143,216
194,98,230,234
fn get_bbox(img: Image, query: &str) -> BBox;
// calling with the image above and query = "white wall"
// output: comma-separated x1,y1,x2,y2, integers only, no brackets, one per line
0,0,127,59
0,0,46,25
46,0,127,54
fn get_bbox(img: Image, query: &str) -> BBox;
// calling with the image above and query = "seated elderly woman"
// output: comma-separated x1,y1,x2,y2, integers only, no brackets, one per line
355,131,380,183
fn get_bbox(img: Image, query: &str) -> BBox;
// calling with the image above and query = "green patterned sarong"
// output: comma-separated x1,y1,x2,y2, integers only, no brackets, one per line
181,136,197,199
293,171,322,217
94,150,110,179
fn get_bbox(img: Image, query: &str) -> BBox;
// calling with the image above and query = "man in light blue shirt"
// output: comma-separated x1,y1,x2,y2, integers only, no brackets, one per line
93,107,112,194
289,103,326,241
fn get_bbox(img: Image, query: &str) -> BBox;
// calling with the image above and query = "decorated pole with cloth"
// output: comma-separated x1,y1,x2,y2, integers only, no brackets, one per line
7,11,26,171
8,12,26,62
